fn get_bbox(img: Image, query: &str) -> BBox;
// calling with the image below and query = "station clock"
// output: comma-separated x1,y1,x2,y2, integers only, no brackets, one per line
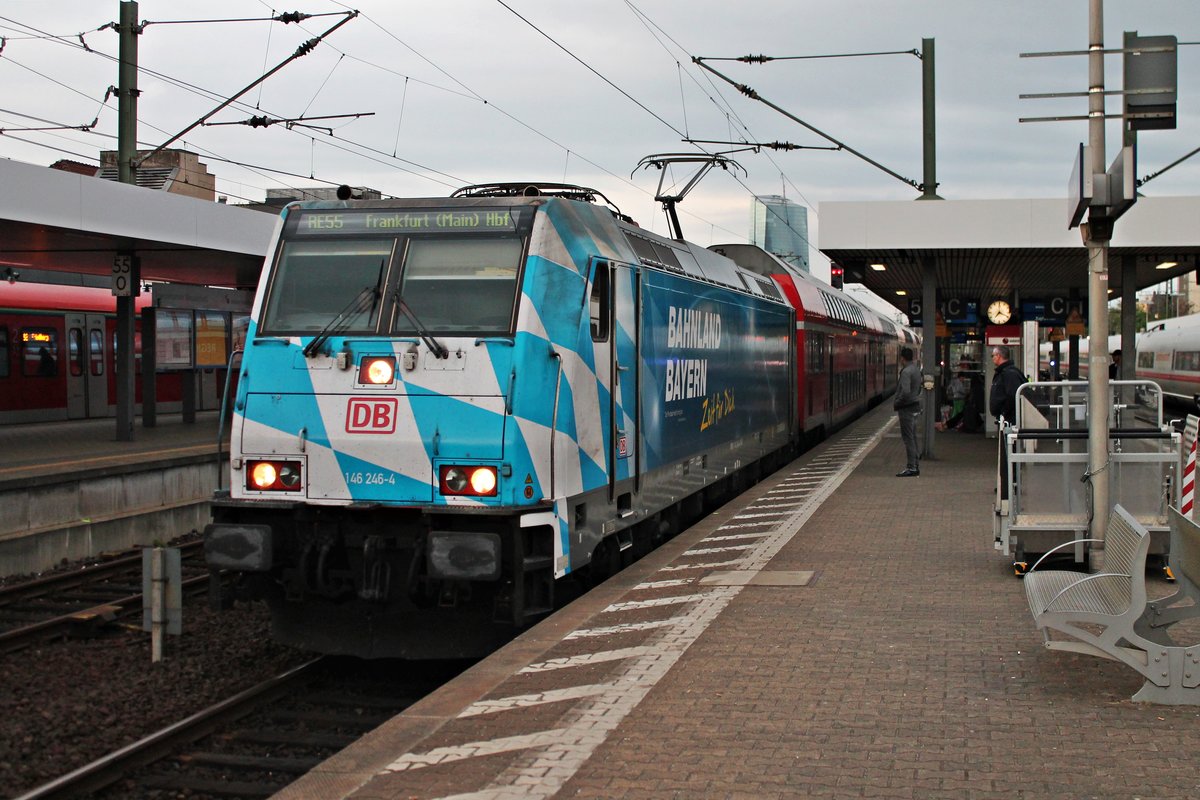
986,299,1012,325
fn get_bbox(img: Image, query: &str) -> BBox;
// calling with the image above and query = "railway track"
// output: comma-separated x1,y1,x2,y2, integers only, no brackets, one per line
15,656,467,800
0,538,209,654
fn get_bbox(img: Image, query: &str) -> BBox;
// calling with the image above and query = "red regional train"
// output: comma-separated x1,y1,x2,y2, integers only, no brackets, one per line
710,244,913,444
0,282,244,425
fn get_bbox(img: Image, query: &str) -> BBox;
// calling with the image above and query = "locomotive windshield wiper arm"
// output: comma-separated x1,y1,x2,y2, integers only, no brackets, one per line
395,295,449,360
302,285,379,358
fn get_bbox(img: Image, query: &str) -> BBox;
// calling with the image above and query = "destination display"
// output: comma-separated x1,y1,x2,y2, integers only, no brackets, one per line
289,208,527,236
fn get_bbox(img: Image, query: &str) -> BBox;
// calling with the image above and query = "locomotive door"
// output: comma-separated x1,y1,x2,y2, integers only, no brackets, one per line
64,314,108,419
612,262,641,499
591,259,641,502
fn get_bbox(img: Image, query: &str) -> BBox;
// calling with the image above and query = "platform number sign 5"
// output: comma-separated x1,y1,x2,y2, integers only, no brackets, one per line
112,253,136,297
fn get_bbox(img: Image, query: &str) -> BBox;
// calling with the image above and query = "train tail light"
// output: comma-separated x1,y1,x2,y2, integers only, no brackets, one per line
358,356,397,385
439,465,498,497
247,459,303,492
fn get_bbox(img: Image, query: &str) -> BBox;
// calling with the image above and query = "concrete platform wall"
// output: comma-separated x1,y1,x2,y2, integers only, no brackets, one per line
0,456,225,577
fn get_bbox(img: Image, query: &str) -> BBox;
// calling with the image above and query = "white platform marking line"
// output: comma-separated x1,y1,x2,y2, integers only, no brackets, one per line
682,543,756,556
398,416,895,799
603,593,705,612
659,558,747,572
564,617,684,639
714,521,778,531
458,683,615,718
383,729,566,772
731,511,789,520
519,646,652,673
704,532,769,542
634,578,695,590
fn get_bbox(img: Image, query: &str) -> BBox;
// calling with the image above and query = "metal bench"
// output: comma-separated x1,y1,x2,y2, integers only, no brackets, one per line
1024,504,1200,705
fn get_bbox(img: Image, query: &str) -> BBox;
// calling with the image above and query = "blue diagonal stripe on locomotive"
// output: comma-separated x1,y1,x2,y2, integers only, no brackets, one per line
538,199,635,273
400,389,506,461
239,342,331,446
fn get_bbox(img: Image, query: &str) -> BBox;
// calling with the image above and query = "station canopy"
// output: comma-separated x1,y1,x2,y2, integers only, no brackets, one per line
818,196,1200,318
0,159,276,290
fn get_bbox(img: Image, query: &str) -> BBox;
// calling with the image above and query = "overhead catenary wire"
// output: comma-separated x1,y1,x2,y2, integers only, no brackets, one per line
7,3,839,251
621,0,827,260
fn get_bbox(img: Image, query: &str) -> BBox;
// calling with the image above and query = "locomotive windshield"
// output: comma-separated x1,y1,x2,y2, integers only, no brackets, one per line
392,238,523,334
260,207,528,336
262,239,390,333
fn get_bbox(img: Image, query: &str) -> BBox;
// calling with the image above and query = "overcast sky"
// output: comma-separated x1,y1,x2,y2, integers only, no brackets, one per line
1,0,1197,290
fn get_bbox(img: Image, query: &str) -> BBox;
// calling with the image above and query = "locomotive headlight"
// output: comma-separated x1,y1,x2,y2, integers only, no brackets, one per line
246,459,303,492
470,468,497,495
439,465,499,497
250,461,278,489
358,356,397,386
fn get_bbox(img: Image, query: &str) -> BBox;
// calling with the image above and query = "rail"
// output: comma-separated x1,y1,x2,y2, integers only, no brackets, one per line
12,658,325,800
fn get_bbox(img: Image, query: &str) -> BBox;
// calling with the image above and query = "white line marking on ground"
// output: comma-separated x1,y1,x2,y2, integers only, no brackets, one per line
634,578,695,590
383,729,567,771
703,532,769,542
730,511,789,520
564,617,685,639
682,544,755,556
458,683,615,717
714,521,778,531
603,594,705,612
519,646,653,673
659,559,747,572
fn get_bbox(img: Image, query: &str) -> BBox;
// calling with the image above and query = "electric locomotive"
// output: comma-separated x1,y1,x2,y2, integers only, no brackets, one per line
205,183,890,658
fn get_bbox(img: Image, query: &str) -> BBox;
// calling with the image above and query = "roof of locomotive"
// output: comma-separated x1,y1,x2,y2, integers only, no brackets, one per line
279,191,790,305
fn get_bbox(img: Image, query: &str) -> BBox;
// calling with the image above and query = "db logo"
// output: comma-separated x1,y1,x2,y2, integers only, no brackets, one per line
346,398,398,434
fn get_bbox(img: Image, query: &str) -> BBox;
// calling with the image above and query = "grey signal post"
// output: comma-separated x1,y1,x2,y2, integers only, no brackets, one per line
1083,0,1112,556
1023,2,1179,556
115,0,141,441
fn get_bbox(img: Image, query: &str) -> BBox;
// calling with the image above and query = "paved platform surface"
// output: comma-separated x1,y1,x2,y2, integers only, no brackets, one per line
275,404,1200,800
0,412,224,485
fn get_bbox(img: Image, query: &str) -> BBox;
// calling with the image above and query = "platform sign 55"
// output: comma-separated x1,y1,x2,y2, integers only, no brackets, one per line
346,398,398,434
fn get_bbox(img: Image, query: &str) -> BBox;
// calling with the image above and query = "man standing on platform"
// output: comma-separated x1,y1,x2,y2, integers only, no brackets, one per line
894,347,922,477
989,345,1026,426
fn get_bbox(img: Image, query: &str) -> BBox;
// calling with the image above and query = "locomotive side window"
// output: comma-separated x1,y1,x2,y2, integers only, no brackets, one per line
21,328,58,377
394,237,523,334
261,240,392,333
0,326,8,378
589,261,610,342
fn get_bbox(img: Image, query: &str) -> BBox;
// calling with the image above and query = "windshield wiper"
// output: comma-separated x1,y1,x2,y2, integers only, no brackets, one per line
394,293,449,359
302,285,380,358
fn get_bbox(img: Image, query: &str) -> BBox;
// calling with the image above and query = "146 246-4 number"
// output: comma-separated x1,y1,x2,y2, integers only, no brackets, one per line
344,471,396,486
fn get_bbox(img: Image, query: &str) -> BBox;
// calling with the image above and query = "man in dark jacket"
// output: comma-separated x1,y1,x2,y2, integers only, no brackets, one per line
989,345,1026,426
894,347,922,477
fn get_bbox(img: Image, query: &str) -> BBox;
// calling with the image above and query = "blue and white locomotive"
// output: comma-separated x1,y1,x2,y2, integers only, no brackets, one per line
206,183,870,658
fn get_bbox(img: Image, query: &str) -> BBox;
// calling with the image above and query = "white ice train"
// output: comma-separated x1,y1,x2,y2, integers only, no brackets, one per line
1040,313,1200,409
